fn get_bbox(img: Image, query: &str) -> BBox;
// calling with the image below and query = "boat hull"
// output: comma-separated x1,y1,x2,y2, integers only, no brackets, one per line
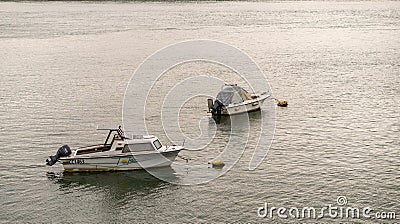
59,150,180,172
211,96,267,116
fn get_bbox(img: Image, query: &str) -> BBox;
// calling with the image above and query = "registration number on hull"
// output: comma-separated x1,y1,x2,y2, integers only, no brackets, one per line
69,159,85,164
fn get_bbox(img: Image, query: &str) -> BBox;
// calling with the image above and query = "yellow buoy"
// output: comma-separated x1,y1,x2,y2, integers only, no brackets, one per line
211,160,225,168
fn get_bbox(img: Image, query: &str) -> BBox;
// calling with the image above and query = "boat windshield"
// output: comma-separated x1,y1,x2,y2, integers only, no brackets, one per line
153,140,162,150
122,143,154,152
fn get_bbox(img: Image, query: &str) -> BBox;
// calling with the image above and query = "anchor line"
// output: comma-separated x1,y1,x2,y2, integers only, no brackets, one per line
177,155,192,163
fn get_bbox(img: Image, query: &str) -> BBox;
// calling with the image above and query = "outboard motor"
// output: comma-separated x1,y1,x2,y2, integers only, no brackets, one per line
46,145,71,166
211,99,223,114
207,99,214,112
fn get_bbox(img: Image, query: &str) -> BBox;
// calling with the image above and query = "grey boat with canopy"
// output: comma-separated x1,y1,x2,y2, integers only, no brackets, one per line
208,84,270,116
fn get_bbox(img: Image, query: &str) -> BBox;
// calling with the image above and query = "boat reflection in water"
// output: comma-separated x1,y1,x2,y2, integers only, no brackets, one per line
47,166,179,194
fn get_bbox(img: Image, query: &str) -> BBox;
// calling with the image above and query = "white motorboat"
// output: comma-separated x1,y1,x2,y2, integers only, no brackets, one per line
208,84,270,116
46,126,183,172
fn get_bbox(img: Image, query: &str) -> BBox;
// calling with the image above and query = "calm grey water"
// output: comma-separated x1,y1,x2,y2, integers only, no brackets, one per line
1,1,399,223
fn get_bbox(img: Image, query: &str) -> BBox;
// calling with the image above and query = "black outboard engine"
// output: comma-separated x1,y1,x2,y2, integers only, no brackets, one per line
46,145,71,166
211,99,223,114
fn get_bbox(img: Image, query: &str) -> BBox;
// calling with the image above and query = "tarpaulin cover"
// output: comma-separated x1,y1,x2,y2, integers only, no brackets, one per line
215,85,252,106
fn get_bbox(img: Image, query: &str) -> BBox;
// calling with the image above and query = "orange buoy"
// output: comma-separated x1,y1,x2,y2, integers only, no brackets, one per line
277,100,288,107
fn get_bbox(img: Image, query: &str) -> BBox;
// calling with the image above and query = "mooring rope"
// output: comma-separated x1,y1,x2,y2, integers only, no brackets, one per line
177,155,193,163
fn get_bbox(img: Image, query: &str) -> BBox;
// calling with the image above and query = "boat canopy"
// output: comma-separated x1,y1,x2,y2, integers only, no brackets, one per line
216,85,252,105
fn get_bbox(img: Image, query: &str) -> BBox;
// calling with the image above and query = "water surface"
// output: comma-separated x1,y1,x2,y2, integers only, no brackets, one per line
0,1,399,223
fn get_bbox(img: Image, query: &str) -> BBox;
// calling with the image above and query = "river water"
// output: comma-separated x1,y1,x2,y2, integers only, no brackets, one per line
0,1,399,223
